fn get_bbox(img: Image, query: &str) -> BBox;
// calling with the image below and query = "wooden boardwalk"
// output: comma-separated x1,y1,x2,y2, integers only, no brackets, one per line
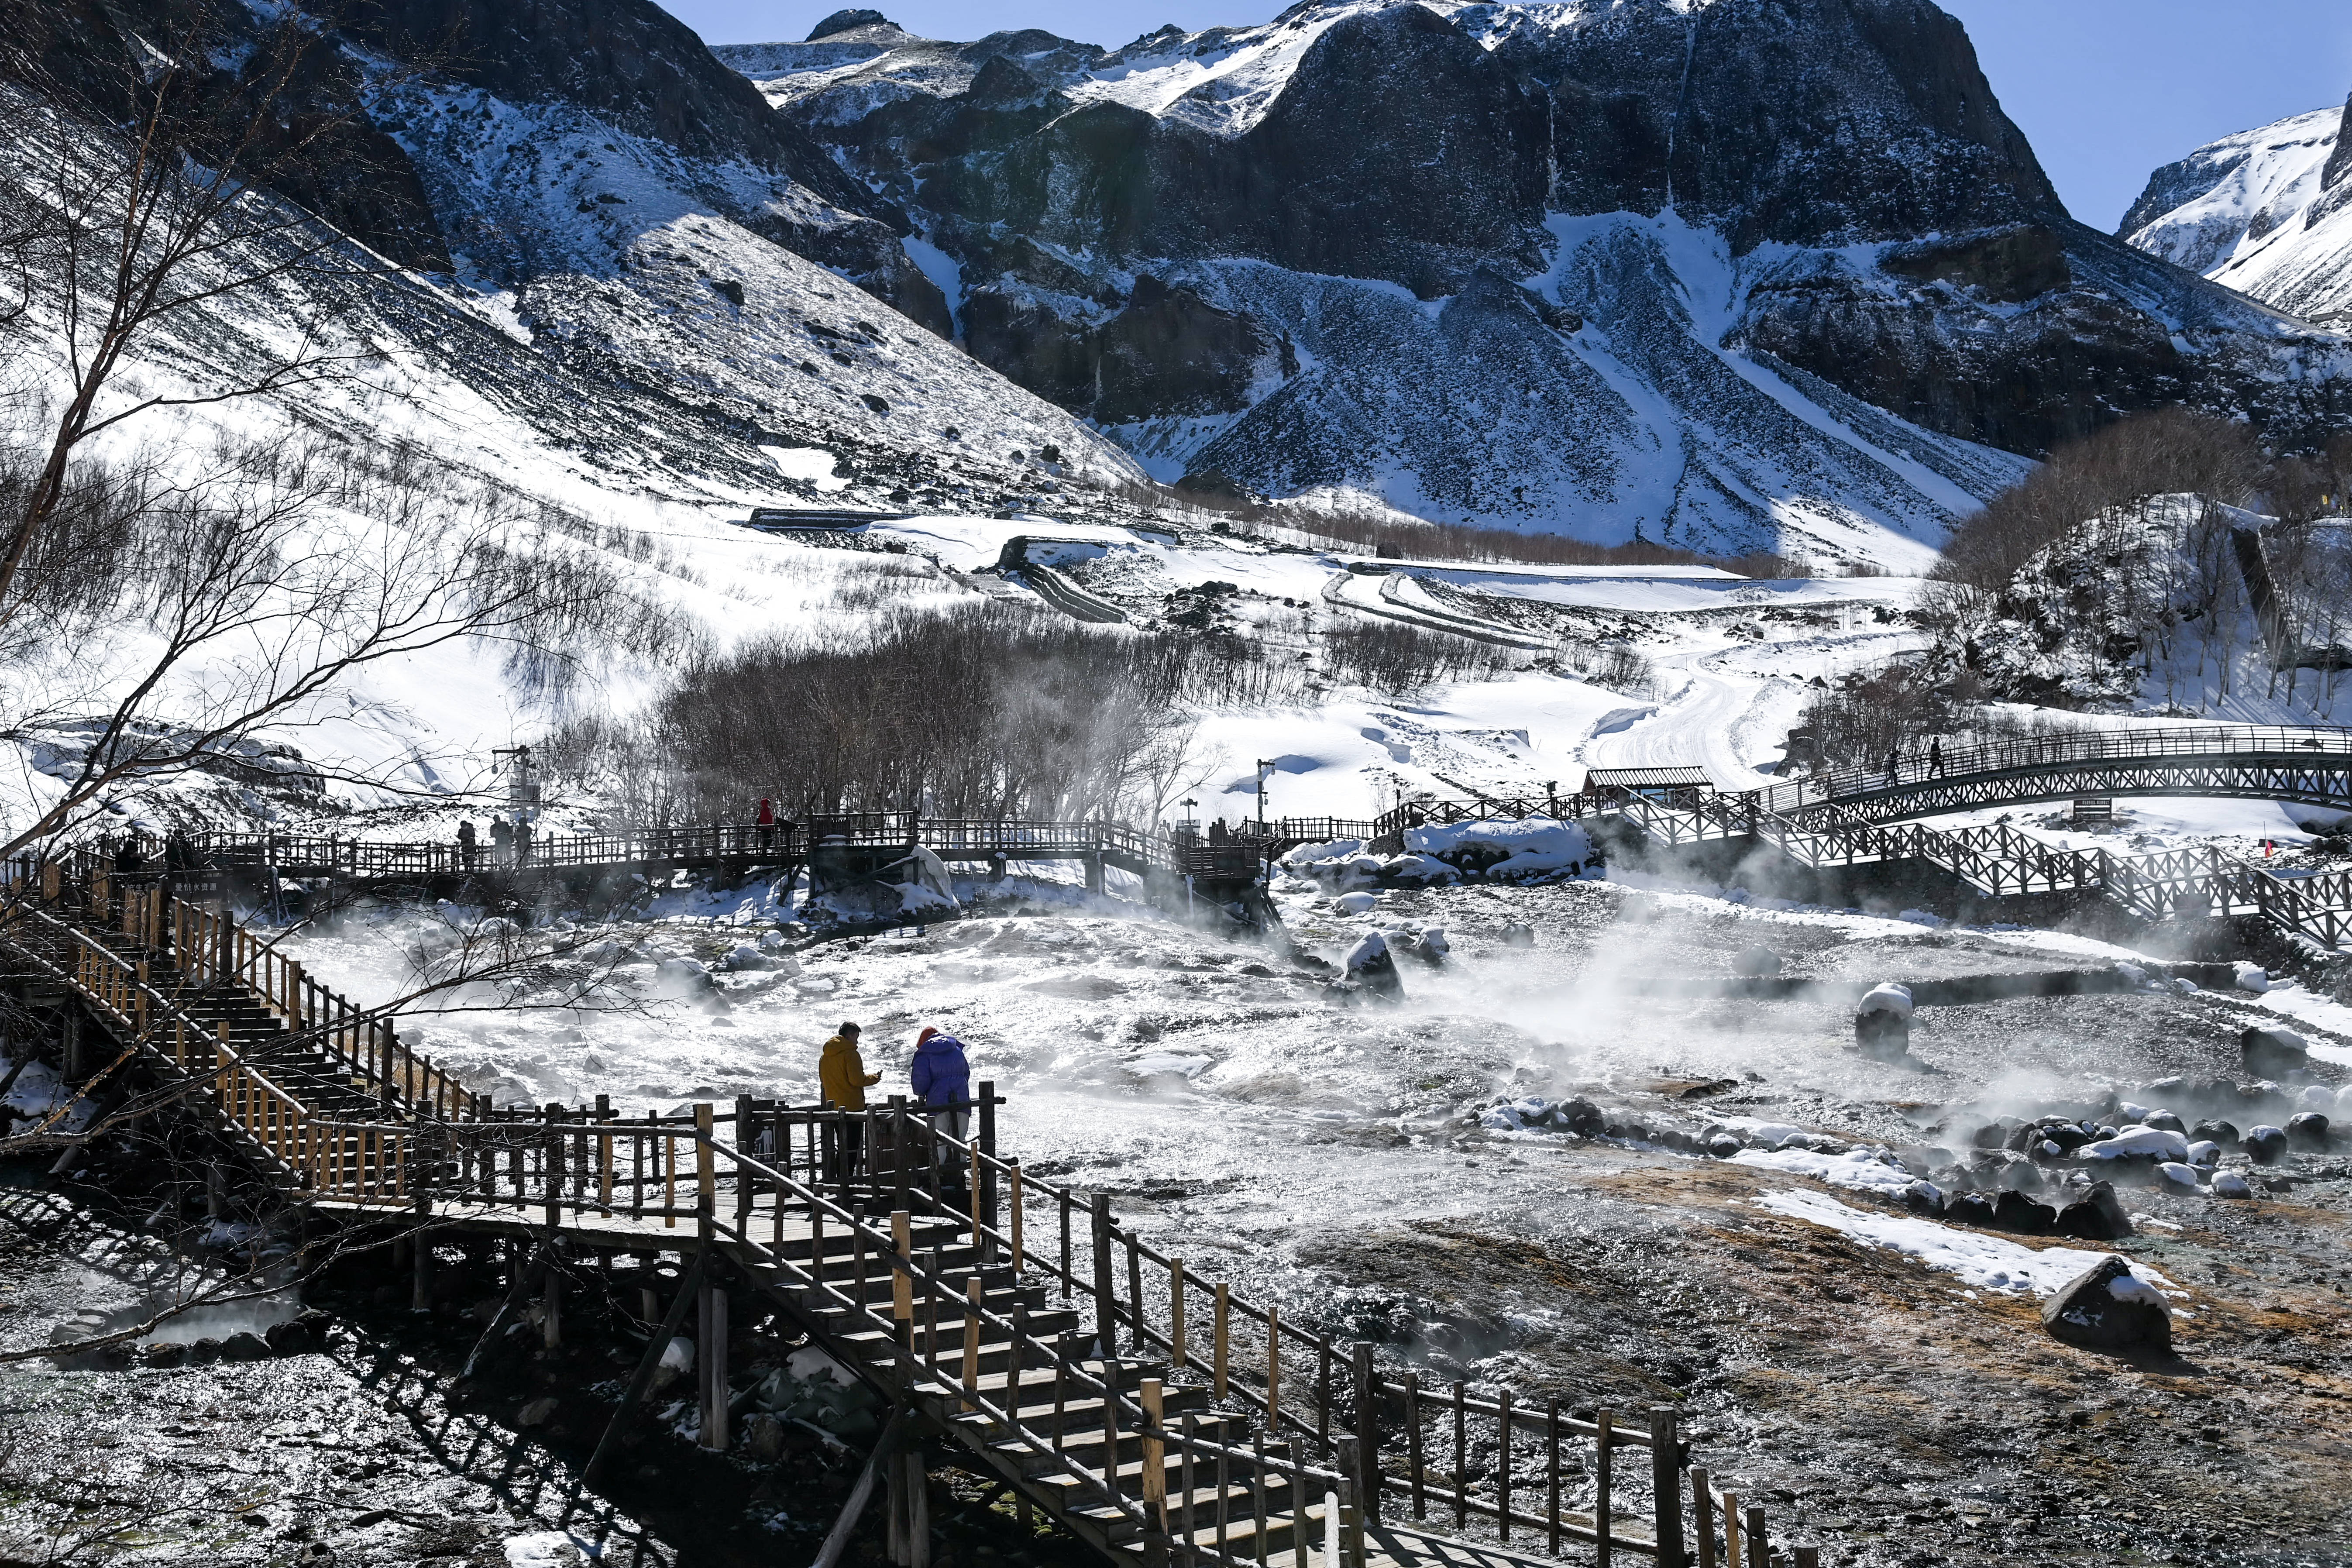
92,720,2352,948
0,866,1831,1568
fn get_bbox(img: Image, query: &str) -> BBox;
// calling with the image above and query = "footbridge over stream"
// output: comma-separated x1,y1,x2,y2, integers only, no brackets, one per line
0,856,1840,1568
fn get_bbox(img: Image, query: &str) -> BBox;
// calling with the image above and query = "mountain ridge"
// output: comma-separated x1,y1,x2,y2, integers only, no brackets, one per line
729,0,2352,559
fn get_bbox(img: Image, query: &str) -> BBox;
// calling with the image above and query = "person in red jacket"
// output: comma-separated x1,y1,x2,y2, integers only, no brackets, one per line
756,796,775,854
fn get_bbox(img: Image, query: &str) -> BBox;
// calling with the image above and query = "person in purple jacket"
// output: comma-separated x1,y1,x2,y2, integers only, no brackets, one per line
910,1025,971,1169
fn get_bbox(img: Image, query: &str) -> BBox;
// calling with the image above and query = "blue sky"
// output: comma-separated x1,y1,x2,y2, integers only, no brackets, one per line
672,0,2352,230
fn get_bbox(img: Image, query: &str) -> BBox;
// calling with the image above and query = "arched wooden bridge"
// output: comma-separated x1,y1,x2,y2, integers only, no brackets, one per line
1,858,1833,1568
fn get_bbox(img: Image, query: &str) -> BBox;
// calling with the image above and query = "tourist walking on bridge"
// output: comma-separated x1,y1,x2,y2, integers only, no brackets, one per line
489,815,513,866
1930,737,1945,777
457,818,478,870
515,818,534,867
820,1021,881,1180
756,797,775,855
910,1025,971,1171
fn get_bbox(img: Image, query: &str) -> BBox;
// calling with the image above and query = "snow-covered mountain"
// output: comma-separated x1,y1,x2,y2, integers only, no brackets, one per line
730,0,2352,562
2122,96,2352,328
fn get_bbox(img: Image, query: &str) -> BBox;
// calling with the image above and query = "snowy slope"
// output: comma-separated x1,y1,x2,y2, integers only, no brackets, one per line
2122,101,2352,326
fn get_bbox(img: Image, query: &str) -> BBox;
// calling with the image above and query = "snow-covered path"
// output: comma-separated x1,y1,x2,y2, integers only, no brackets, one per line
1580,625,1919,787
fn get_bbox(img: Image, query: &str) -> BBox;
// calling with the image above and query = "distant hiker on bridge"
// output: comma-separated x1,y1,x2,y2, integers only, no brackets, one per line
164,831,194,874
910,1025,971,1170
820,1021,882,1179
456,818,478,870
756,797,775,854
1884,750,1899,788
114,835,143,877
489,815,513,866
1930,738,1945,777
514,819,534,867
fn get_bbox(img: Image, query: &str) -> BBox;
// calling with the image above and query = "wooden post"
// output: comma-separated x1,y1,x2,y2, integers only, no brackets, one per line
543,1103,564,1228
961,1277,983,1411
543,1264,564,1349
695,1103,715,1222
1212,1283,1230,1400
1141,1377,1168,1530
1651,1406,1686,1568
1497,1387,1513,1542
1101,1356,1124,1509
891,1210,915,1323
1722,1492,1740,1568
905,1449,931,1568
891,1095,911,1214
735,1094,756,1228
1008,1159,1024,1274
1090,1193,1116,1356
1596,1409,1613,1568
1743,1505,1766,1568
886,1432,909,1566
1547,1398,1561,1556
1691,1469,1715,1568
1794,1549,1819,1568
1170,1257,1186,1369
700,1277,729,1450
1351,1341,1380,1511
977,1078,997,1252
413,1226,433,1310
969,1139,984,1256
1127,1231,1145,1351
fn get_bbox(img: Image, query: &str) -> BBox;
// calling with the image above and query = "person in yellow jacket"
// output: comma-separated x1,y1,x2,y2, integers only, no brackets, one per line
819,1021,881,1180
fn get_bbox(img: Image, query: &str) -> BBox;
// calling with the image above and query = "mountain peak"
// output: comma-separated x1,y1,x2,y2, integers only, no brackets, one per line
808,9,894,40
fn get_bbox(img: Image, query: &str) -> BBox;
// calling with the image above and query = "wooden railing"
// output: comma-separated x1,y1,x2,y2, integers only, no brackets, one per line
1760,722,2352,817
5,900,419,1204
7,851,477,1124
389,1093,1836,1565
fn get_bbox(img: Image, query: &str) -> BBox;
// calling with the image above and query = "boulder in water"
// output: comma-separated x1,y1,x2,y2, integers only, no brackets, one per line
1341,931,1404,1001
1854,983,1912,1060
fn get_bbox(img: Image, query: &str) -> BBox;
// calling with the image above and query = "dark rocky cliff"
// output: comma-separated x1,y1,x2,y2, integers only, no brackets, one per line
747,0,2351,508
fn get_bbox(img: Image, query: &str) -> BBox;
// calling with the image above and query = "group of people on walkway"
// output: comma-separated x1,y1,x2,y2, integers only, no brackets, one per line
454,815,532,869
818,1019,972,1180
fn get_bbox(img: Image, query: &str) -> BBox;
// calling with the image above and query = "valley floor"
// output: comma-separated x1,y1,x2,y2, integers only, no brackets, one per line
260,866,2352,1568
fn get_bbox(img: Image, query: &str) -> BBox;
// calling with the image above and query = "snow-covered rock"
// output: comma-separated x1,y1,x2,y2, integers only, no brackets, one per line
1402,819,1602,882
1857,983,1914,1018
2080,1125,2190,1163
